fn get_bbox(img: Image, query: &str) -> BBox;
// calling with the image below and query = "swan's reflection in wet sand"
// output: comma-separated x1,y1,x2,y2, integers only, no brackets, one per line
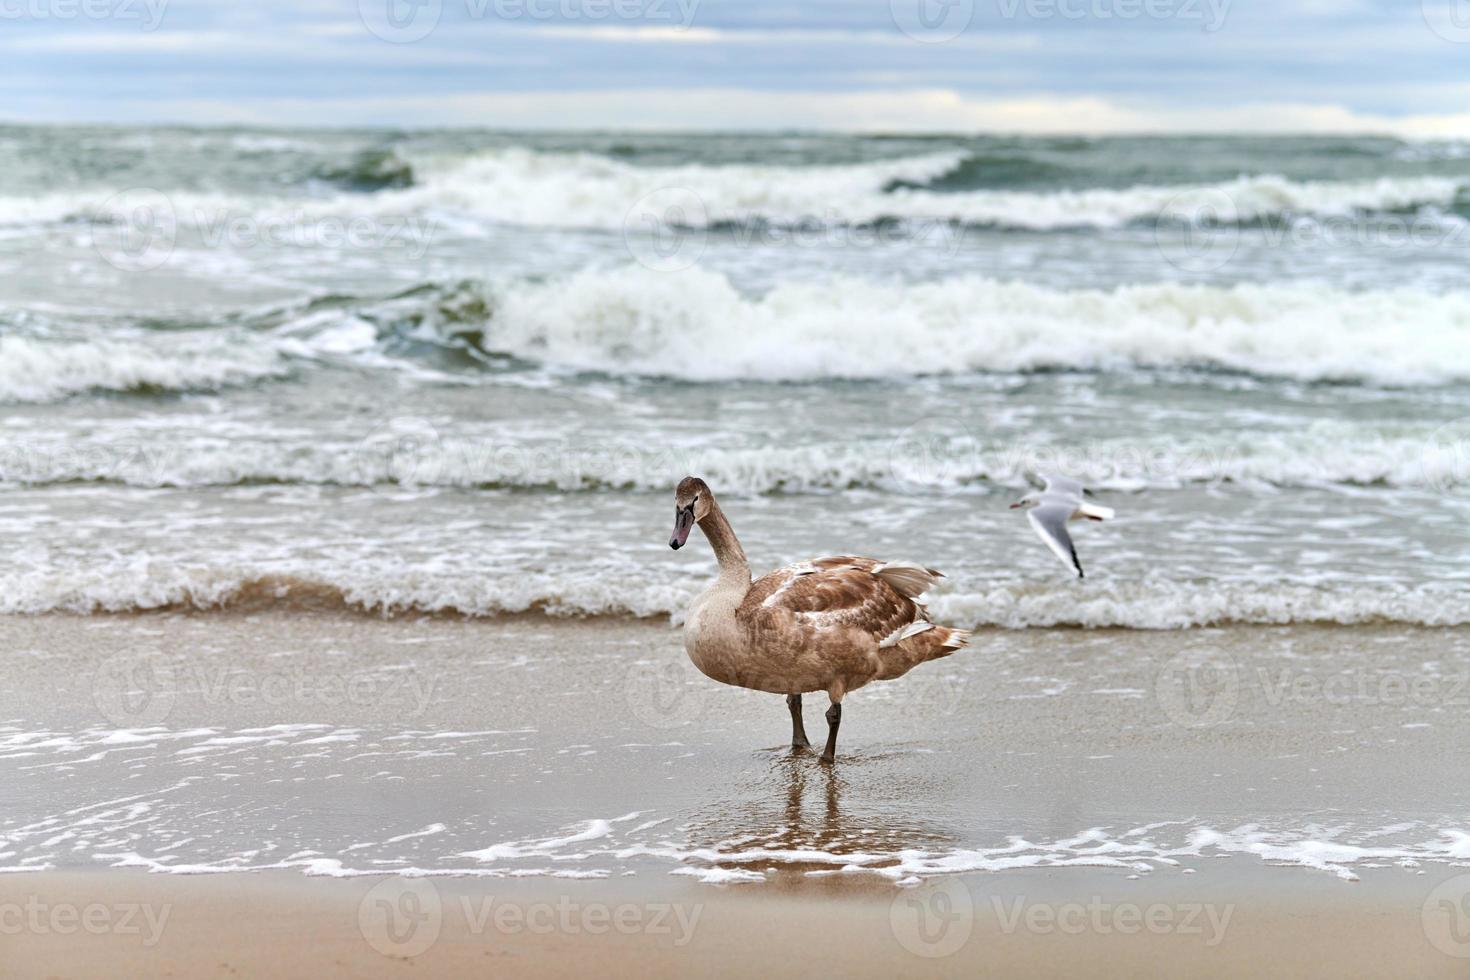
676,751,958,885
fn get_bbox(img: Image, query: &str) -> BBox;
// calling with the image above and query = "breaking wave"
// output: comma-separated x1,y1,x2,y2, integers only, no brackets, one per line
472,267,1470,385
3,147,1464,233
1,425,1465,491
0,333,293,404
392,147,1468,230
15,270,1470,400
2,566,1464,629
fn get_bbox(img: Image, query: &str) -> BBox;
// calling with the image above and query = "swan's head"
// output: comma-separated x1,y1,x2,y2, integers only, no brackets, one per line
670,476,712,550
1010,490,1042,510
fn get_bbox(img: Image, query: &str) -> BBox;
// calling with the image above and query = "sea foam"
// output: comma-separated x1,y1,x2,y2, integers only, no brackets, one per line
478,267,1470,385
3,147,1462,233
397,148,1467,230
0,564,1462,628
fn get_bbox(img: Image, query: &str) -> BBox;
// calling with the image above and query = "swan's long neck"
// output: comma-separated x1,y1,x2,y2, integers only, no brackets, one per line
699,497,751,588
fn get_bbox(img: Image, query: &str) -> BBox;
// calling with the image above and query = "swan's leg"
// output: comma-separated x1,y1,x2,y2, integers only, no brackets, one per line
819,700,842,764
787,694,812,751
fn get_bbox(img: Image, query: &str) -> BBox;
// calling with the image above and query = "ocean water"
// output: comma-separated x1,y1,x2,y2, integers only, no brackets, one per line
1,126,1469,626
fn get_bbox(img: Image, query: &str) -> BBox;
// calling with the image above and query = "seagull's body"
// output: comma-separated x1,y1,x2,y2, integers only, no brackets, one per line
1011,475,1114,578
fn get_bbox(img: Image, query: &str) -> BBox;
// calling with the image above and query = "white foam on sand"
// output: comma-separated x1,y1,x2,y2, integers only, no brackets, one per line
357,816,1470,884
0,562,1462,629
8,730,1467,885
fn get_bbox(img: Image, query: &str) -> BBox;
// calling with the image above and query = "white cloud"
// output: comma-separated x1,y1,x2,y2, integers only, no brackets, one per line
44,86,1470,137
520,24,1040,50
8,30,235,52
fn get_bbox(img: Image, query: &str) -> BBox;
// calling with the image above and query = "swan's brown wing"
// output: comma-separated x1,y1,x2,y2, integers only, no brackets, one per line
737,557,922,646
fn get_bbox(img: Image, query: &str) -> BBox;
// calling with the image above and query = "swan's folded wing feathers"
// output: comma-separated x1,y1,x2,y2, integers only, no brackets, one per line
871,561,944,599
739,559,919,645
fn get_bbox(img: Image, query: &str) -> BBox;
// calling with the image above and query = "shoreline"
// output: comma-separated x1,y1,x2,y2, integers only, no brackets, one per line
4,614,1470,929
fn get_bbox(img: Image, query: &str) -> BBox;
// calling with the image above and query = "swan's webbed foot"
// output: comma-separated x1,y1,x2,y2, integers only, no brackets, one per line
819,701,842,764
787,694,812,751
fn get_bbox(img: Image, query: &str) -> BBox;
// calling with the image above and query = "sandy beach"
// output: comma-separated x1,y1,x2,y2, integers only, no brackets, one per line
5,864,1470,979
3,612,1470,976
9,6,1470,975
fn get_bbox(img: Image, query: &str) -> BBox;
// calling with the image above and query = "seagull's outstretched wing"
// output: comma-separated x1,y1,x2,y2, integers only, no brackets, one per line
1028,504,1084,578
1040,474,1086,500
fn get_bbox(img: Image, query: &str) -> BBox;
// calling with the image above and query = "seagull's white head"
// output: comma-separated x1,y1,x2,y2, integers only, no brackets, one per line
1009,490,1042,510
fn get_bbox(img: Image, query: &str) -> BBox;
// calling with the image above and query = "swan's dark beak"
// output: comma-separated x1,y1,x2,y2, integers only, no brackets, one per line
669,505,695,550
1009,501,1026,509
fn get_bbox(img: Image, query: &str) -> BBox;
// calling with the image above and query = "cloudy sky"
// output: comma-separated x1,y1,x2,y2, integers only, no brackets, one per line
5,0,1470,133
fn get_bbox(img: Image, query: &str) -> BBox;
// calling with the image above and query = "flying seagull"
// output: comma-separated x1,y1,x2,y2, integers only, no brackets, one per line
1010,474,1114,578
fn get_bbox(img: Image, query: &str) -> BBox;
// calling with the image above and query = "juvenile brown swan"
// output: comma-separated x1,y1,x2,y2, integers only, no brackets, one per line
668,476,970,763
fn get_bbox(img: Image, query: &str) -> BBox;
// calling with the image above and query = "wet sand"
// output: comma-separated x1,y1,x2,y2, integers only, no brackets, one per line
4,867,1470,978
3,613,1470,975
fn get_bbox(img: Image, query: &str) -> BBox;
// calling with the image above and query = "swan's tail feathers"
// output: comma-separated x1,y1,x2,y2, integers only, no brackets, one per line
876,623,972,680
880,620,936,649
911,625,971,667
1079,502,1115,521
873,561,945,599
